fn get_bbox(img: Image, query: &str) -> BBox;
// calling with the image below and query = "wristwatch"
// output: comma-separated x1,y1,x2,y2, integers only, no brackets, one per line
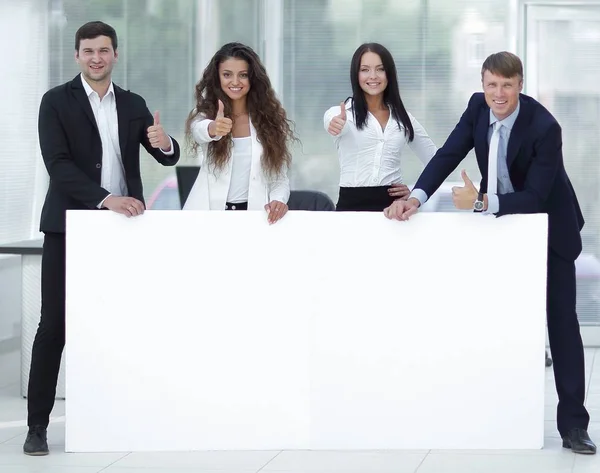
473,192,485,212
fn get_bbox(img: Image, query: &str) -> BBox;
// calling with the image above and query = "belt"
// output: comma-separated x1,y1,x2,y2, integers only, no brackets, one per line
225,202,248,210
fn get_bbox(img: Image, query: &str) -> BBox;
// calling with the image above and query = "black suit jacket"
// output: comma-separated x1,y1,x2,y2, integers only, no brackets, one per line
38,74,181,233
414,93,584,261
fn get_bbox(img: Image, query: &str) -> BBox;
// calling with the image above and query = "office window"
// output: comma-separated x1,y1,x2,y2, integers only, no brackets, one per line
0,0,48,244
281,0,509,200
45,0,195,204
525,3,600,326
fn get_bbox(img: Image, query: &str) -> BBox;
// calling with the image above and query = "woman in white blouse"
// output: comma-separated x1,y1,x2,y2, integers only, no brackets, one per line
183,42,296,224
324,43,437,211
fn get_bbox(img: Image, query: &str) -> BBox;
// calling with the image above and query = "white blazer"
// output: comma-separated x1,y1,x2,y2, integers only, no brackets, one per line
183,118,290,210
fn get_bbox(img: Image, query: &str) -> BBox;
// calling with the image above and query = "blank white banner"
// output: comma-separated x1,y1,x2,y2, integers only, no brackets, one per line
65,210,547,452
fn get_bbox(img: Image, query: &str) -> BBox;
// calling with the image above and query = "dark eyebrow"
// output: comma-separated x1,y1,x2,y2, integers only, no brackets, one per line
360,64,384,68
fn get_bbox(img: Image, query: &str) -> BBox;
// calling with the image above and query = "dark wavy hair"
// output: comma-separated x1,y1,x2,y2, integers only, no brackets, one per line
185,42,296,178
348,43,414,141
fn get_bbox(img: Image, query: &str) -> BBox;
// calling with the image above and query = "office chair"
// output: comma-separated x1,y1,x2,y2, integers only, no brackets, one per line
175,166,201,208
288,190,336,211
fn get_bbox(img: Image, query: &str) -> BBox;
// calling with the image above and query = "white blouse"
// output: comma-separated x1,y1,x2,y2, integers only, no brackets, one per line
324,100,437,187
227,136,252,203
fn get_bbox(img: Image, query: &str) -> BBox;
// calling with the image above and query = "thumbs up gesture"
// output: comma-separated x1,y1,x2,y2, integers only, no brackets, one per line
147,111,171,150
327,101,348,136
451,170,479,210
208,99,233,138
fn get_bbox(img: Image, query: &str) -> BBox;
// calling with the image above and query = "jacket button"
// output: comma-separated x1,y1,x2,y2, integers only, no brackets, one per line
96,163,101,169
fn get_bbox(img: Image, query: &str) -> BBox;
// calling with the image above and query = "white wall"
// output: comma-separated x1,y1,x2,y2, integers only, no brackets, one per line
0,255,22,347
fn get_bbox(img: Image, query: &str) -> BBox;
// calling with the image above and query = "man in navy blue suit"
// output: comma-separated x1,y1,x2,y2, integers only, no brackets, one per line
384,52,595,454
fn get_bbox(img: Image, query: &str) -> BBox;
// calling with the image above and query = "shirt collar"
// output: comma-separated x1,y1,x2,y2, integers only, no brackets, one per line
489,99,520,131
80,72,114,99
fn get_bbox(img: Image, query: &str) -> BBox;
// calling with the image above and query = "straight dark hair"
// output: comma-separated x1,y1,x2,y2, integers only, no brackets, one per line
75,21,118,51
348,43,414,141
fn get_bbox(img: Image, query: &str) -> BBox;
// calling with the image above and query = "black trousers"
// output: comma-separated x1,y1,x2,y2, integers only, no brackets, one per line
336,186,395,212
547,249,589,435
27,232,65,427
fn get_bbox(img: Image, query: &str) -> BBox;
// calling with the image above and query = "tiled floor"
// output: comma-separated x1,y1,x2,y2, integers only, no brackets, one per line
0,347,598,473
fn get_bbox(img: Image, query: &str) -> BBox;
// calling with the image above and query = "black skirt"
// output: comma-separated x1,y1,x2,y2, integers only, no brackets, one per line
336,186,395,212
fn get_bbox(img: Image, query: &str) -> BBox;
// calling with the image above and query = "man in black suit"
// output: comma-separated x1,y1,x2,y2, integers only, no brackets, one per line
384,52,595,454
24,21,180,455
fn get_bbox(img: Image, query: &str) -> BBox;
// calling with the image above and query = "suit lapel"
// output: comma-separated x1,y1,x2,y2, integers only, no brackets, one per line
506,97,531,168
71,75,98,133
475,110,490,190
114,86,129,160
249,120,268,209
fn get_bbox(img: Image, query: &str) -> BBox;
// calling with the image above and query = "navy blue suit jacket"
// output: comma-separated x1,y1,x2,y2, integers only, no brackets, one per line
414,93,584,261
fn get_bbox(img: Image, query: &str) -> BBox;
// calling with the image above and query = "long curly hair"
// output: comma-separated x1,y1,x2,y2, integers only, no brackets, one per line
185,42,296,178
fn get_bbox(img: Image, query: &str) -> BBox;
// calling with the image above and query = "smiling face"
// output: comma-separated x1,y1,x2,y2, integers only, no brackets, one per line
75,35,117,83
218,58,251,102
482,69,522,120
358,52,388,97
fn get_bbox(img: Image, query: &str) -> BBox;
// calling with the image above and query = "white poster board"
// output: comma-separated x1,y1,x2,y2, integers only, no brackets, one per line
65,211,547,452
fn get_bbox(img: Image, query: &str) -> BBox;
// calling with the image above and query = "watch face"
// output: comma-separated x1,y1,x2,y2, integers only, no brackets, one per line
474,201,484,211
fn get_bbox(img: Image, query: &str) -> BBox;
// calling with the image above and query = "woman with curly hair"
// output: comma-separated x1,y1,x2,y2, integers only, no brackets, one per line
183,42,296,224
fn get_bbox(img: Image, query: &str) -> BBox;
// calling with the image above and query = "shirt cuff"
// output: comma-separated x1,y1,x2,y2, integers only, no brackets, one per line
484,193,499,214
160,136,175,155
409,189,428,206
97,194,111,209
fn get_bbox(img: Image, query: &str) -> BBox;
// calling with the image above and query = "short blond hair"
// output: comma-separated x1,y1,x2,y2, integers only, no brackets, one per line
481,52,523,80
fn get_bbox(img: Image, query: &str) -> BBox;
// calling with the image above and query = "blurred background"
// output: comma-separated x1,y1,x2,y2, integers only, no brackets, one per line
1,0,600,335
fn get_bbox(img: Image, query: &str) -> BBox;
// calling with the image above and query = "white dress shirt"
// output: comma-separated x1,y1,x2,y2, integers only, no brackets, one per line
227,136,253,203
80,74,127,200
484,103,519,214
324,100,437,187
80,73,174,207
